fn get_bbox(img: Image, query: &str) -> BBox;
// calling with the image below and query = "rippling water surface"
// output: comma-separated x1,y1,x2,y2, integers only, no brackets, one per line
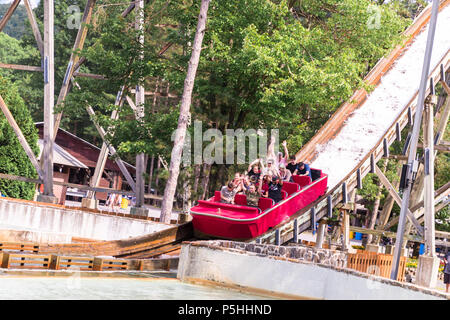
0,270,275,300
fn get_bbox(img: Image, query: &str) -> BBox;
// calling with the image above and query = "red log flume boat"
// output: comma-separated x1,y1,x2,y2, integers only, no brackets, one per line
190,169,328,240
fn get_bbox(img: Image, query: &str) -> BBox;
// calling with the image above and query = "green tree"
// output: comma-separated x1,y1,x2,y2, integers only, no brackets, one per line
61,0,410,200
0,76,39,200
0,3,28,39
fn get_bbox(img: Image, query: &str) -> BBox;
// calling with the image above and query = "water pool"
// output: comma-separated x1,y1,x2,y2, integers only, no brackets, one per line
0,270,276,300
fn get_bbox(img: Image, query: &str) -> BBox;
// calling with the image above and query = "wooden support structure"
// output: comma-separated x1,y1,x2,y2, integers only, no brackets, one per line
85,104,137,193
336,201,354,251
37,222,193,258
73,71,106,80
422,96,437,256
23,0,44,57
53,0,97,140
1,253,51,269
350,226,423,242
383,181,450,230
374,165,423,235
0,63,43,72
86,88,124,202
441,79,450,95
42,0,55,198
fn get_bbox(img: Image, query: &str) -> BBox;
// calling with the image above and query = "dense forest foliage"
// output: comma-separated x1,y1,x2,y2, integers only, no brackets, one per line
0,3,28,39
0,0,447,230
0,76,39,200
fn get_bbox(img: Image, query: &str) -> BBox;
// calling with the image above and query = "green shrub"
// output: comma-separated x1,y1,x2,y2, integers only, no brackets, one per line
0,76,39,200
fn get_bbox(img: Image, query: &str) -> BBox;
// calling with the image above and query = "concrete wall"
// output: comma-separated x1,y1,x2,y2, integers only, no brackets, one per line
0,229,71,243
177,241,448,300
0,198,172,242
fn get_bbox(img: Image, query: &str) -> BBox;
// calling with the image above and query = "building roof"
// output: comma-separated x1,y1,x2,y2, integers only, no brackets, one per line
35,123,136,174
37,139,89,169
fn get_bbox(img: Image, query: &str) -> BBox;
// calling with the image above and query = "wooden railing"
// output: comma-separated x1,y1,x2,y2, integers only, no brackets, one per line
347,252,407,282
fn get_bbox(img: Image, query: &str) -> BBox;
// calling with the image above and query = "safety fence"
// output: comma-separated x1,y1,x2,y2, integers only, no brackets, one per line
347,252,407,282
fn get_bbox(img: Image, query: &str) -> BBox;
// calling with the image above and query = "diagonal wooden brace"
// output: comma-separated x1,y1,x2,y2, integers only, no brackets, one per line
375,165,423,236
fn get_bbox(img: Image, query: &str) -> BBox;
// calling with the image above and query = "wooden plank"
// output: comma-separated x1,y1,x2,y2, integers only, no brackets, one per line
38,222,194,257
86,89,123,200
441,80,450,95
0,242,40,253
349,226,423,242
0,63,43,72
347,252,406,282
6,253,51,269
73,72,106,80
417,143,450,152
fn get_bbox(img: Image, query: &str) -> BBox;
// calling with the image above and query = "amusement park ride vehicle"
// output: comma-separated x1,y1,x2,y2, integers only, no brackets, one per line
190,169,328,240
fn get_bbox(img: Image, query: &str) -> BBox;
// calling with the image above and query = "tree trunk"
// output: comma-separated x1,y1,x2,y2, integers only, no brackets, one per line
160,0,211,223
148,155,154,193
155,158,161,195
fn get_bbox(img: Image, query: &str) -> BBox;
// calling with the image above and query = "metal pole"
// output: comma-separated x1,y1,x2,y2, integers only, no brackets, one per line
390,0,440,280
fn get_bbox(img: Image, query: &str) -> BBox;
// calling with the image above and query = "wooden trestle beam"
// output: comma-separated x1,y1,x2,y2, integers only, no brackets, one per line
0,0,20,32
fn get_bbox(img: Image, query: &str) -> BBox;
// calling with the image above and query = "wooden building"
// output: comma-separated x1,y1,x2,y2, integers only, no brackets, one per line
36,123,136,205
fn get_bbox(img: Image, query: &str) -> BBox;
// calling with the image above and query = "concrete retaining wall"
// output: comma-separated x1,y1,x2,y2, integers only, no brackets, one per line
177,241,448,300
0,198,172,242
0,229,72,243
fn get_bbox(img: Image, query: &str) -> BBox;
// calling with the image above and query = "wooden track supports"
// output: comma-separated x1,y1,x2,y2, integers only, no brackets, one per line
0,63,43,72
53,0,97,140
85,104,137,193
23,0,44,57
374,165,423,235
85,88,124,205
41,0,55,199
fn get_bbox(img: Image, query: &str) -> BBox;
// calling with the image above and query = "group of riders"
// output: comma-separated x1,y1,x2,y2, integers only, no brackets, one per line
220,140,311,207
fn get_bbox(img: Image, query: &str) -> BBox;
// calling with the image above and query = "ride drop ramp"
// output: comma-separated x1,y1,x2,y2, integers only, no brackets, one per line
256,1,450,245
